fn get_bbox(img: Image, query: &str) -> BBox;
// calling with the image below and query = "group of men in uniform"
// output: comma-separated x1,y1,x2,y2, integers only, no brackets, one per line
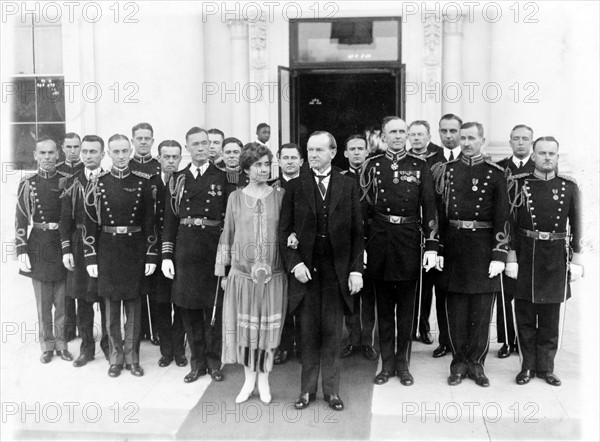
16,114,582,405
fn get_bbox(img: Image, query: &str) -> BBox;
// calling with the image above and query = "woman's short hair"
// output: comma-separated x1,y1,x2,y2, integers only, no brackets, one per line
239,142,273,171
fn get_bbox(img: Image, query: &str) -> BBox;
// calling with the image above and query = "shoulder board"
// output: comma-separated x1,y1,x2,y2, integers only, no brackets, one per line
20,172,36,183
508,172,531,181
363,154,384,168
131,170,151,179
55,161,65,167
407,152,426,161
558,174,578,185
485,160,504,172
56,170,71,177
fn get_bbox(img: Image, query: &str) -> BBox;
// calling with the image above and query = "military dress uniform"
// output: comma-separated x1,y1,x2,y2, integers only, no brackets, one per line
361,148,439,380
148,173,186,363
162,163,231,377
508,169,581,376
495,157,535,354
433,154,510,381
15,167,69,354
129,153,161,343
60,169,109,362
56,159,84,341
83,165,158,368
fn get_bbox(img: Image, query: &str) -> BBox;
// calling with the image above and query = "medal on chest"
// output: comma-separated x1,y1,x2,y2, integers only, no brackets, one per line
208,184,217,197
472,178,479,192
391,161,399,184
552,189,559,200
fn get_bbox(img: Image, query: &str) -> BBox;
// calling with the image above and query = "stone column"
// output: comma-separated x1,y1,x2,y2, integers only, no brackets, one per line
442,17,463,117
226,19,250,140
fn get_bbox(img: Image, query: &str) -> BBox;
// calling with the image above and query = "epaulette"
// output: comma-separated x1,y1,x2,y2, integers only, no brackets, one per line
407,152,426,161
558,174,578,185
131,170,151,180
363,154,384,168
20,172,36,183
485,160,504,172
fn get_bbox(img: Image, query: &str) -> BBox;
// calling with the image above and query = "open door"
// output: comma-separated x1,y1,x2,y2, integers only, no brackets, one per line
278,66,292,147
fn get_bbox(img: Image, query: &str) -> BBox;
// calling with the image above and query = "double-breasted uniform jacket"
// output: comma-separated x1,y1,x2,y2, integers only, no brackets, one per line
15,168,69,281
162,163,232,310
507,170,581,303
82,166,158,300
360,148,439,281
56,159,84,179
59,169,102,302
432,154,510,293
129,154,161,177
278,169,365,314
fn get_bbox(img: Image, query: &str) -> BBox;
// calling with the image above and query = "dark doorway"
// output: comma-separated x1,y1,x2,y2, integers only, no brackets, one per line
297,71,397,169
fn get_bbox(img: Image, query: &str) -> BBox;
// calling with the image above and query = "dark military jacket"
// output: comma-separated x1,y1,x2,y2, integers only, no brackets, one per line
56,160,84,179
147,173,172,302
360,148,439,281
411,142,446,169
82,166,157,300
15,168,69,281
129,153,161,177
508,170,581,303
162,163,232,309
433,154,510,293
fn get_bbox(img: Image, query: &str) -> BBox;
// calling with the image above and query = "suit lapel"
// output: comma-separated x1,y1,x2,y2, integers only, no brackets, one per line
301,172,316,214
328,169,344,214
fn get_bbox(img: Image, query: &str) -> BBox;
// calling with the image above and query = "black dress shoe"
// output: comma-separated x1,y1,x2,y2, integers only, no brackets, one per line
158,355,173,367
468,372,490,387
56,350,73,361
324,394,344,411
363,345,379,361
420,333,434,345
210,368,224,382
40,351,54,364
73,354,94,367
108,364,123,377
175,355,188,367
340,344,356,358
374,370,395,385
432,345,448,358
398,371,414,386
184,368,206,383
447,373,463,386
516,369,535,385
126,363,144,377
511,343,519,354
294,393,316,410
537,371,561,386
497,344,511,358
274,349,289,365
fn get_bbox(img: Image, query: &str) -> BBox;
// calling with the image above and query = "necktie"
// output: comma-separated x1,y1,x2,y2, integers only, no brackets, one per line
316,174,328,199
195,167,201,180
449,150,455,161
519,161,523,169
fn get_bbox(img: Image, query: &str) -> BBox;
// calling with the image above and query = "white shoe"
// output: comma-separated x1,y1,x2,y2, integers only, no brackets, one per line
235,386,254,404
257,372,271,404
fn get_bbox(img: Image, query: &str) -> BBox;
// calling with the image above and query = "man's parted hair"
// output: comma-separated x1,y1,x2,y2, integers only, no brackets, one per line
108,134,130,147
510,124,534,139
63,132,81,143
278,142,303,158
223,137,243,149
309,131,337,150
381,116,404,132
82,135,105,151
344,134,367,150
408,120,431,134
158,140,182,155
240,142,273,171
439,113,463,127
461,122,484,138
35,136,56,148
533,136,560,151
207,128,225,139
185,127,208,142
131,122,154,137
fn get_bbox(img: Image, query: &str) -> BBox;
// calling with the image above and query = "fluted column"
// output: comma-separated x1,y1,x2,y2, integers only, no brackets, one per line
442,18,463,116
226,19,250,140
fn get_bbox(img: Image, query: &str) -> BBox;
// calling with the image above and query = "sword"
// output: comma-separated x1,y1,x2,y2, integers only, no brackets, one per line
558,222,571,349
146,294,155,341
415,207,424,340
211,276,222,327
500,274,522,365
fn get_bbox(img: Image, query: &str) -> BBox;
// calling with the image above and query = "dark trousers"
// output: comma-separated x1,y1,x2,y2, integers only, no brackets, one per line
496,275,517,345
435,284,450,347
140,295,158,339
64,296,77,341
300,250,345,396
446,292,496,376
32,279,67,352
279,311,301,355
180,307,221,371
375,279,417,373
105,298,141,365
344,275,376,346
77,299,109,359
156,302,185,358
515,299,560,372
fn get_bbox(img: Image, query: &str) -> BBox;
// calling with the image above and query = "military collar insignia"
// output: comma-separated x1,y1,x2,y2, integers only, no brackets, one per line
460,154,484,166
533,169,556,181
111,165,131,179
64,159,82,168
385,148,407,163
38,167,58,179
132,153,154,164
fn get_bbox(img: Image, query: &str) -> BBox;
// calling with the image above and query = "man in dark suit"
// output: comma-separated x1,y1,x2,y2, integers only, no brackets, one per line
149,140,187,369
59,135,109,367
161,127,232,384
495,124,536,359
279,131,364,412
407,120,444,346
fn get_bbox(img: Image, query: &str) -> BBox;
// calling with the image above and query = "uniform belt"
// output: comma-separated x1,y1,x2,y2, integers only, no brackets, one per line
102,226,142,234
373,213,418,225
519,228,567,241
32,222,59,230
448,220,493,229
180,218,222,227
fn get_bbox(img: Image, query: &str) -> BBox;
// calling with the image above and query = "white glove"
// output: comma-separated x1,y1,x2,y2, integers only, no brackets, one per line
62,253,75,271
488,261,505,278
435,255,444,271
293,263,312,284
221,276,228,291
19,254,31,273
570,264,583,282
505,262,518,279
287,232,299,249
145,263,156,276
86,264,98,278
162,259,175,279
348,274,363,295
422,251,437,272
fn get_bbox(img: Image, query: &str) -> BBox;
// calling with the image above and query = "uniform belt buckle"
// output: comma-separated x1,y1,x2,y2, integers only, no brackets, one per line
389,216,401,224
539,232,550,240
464,221,474,229
193,218,202,226
116,226,127,234
48,222,59,230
